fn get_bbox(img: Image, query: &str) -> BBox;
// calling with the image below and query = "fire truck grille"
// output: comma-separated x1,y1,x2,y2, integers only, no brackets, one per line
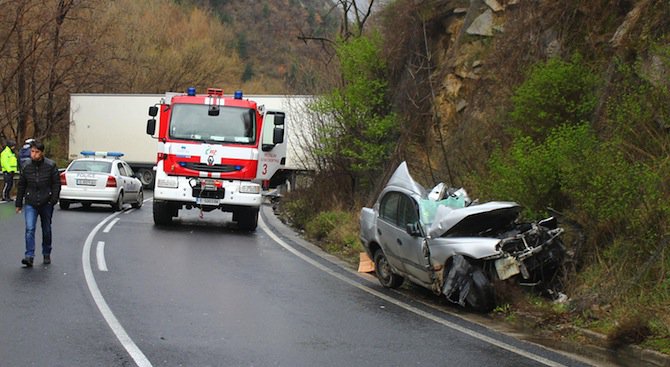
192,187,225,199
184,163,241,173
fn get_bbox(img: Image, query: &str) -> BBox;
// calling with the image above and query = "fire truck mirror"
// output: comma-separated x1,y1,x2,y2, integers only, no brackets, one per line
148,106,158,117
274,112,285,126
147,119,156,135
273,126,284,144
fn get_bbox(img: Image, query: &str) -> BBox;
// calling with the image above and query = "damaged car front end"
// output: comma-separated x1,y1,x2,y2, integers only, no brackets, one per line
359,162,565,312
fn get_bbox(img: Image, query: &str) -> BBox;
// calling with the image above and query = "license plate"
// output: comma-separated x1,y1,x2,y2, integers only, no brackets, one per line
495,256,521,280
197,197,219,206
76,179,96,186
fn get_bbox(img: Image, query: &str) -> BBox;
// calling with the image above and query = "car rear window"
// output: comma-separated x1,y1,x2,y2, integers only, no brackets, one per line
68,160,112,173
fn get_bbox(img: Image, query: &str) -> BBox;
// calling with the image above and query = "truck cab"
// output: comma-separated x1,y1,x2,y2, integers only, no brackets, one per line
146,87,286,230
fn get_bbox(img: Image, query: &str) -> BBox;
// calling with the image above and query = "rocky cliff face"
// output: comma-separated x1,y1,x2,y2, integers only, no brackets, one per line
391,0,669,189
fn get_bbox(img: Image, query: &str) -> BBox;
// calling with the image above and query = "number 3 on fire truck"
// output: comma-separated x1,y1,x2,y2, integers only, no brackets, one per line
262,163,268,175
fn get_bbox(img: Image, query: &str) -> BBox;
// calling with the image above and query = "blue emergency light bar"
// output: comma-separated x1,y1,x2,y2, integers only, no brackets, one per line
81,151,124,158
234,90,243,99
187,87,196,96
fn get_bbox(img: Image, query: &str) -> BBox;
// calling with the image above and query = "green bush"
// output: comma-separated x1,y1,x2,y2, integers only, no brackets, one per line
305,210,350,241
509,53,599,139
484,123,656,223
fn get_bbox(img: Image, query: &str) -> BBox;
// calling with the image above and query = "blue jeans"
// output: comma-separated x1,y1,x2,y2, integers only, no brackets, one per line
24,204,54,257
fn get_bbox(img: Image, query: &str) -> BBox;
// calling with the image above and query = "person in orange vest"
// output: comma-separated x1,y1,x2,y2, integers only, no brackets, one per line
1,139,18,201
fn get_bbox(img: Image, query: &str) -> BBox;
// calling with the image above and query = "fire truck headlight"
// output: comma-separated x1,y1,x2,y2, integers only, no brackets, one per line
157,176,179,188
239,183,261,194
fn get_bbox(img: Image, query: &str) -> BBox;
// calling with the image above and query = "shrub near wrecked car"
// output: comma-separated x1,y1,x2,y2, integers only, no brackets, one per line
359,162,565,312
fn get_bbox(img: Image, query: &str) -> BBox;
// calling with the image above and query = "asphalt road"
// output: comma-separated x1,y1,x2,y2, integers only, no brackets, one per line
0,197,593,367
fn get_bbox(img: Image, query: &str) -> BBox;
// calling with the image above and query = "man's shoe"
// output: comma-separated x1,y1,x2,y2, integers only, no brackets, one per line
21,257,34,267
44,255,51,265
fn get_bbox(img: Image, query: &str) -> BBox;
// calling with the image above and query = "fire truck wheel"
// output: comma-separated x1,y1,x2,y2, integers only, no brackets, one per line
153,202,173,226
237,208,259,231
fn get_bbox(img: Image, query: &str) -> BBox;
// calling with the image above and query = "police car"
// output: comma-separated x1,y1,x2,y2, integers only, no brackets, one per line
59,151,143,211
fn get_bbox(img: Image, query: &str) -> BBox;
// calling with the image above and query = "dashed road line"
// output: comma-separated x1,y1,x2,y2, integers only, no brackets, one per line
96,241,108,271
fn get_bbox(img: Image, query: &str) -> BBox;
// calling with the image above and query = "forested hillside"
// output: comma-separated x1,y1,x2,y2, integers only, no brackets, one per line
0,0,338,157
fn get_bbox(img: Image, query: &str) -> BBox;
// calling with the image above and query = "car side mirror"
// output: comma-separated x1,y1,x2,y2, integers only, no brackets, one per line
406,222,422,237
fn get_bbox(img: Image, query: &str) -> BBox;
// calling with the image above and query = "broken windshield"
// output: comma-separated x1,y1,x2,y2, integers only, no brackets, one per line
169,104,256,144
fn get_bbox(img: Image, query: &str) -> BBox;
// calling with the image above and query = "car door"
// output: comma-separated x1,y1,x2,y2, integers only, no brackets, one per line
122,162,141,199
394,195,432,284
116,162,135,202
376,191,406,272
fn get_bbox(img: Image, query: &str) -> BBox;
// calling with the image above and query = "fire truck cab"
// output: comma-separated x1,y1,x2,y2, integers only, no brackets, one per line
146,87,286,230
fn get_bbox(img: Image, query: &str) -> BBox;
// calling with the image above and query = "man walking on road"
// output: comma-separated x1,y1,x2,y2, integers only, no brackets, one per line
1,139,18,201
15,141,60,267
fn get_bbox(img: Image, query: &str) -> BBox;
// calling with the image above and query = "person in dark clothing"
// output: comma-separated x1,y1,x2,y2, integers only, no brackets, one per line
15,141,60,267
18,138,34,170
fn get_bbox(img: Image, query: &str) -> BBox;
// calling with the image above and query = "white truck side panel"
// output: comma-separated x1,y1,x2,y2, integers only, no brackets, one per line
248,95,315,171
69,94,162,163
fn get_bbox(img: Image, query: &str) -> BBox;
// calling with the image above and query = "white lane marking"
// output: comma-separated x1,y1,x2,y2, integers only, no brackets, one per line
83,212,152,367
97,241,108,271
258,216,566,367
125,209,135,214
103,218,120,233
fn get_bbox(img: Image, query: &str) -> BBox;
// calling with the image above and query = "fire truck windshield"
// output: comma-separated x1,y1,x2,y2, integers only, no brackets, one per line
169,104,256,144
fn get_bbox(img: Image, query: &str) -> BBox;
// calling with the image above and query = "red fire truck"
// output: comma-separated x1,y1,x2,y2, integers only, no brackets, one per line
146,87,286,230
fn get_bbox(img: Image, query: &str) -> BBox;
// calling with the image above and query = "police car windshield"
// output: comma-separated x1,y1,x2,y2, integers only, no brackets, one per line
169,104,255,144
69,160,112,173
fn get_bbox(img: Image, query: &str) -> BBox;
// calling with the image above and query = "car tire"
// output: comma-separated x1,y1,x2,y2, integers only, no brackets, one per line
373,249,404,288
465,267,496,313
59,200,70,210
112,193,123,211
131,189,144,209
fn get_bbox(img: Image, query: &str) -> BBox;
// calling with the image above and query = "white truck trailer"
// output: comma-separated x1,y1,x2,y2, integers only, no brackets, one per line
69,93,314,189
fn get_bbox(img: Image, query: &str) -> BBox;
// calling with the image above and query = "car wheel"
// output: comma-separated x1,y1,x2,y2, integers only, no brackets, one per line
59,200,70,210
373,249,404,288
112,193,123,211
131,189,144,209
465,267,496,313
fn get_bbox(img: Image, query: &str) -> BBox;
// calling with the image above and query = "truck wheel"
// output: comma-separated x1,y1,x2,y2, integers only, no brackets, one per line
153,201,173,226
237,208,258,231
137,169,155,188
59,200,70,210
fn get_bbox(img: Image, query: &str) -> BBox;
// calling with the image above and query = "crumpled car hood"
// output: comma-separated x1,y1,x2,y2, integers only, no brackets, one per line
427,202,521,238
386,161,427,197
384,162,521,238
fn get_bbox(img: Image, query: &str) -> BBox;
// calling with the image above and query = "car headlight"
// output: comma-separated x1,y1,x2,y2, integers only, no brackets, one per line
239,183,261,194
156,177,178,188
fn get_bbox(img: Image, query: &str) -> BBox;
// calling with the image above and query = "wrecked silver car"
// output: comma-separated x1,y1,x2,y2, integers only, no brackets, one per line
359,162,565,312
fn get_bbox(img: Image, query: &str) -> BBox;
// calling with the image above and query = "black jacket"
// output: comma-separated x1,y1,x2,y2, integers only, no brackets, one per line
16,158,60,208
